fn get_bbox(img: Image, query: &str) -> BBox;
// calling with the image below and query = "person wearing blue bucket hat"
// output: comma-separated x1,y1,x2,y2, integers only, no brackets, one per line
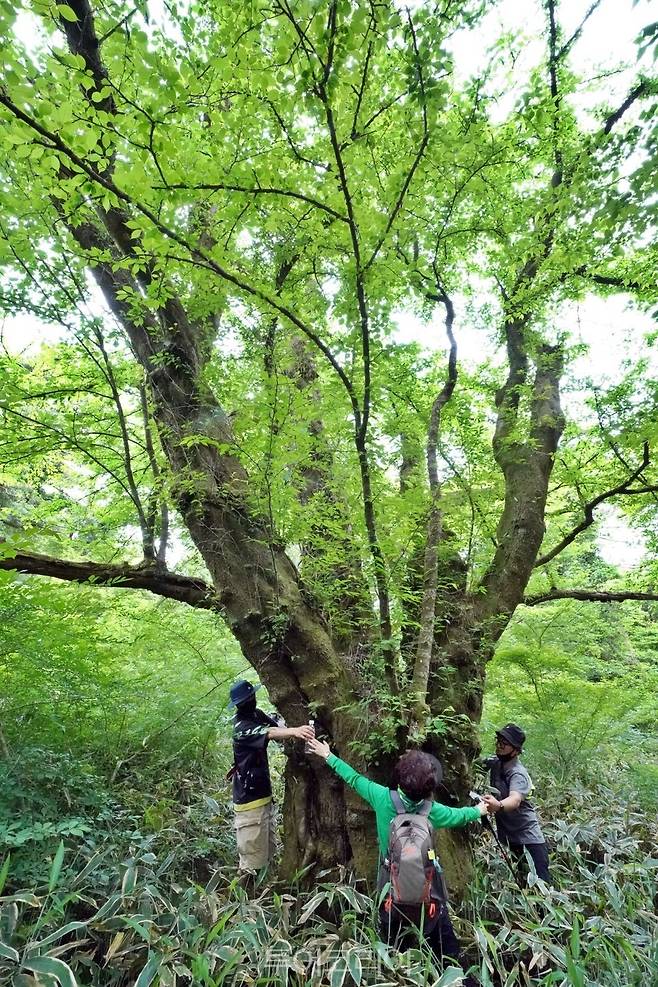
228,679,314,874
228,679,261,709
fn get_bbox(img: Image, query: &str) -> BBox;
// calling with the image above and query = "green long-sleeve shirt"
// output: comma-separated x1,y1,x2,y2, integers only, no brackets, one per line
326,754,481,857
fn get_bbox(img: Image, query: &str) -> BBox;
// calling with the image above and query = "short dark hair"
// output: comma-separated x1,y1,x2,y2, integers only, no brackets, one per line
394,750,439,801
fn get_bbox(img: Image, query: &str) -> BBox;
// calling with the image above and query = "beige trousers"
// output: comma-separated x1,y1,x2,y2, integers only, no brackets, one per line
234,801,276,871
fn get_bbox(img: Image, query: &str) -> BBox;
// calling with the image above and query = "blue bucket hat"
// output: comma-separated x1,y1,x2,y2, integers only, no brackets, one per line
228,679,261,708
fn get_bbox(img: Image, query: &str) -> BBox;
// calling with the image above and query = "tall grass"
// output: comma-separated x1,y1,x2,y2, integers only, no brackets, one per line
0,780,655,986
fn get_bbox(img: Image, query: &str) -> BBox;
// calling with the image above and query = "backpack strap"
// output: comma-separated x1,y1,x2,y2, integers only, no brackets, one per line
389,790,432,817
389,790,405,813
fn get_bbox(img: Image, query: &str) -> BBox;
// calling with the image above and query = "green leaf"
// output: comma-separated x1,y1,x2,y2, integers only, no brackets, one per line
27,921,88,951
48,841,65,893
0,941,19,963
121,860,138,895
22,955,79,987
298,891,329,923
329,956,348,987
569,916,581,959
0,855,10,895
2,903,18,939
373,941,395,970
90,892,122,922
71,849,107,887
56,5,79,22
436,968,469,987
344,946,362,986
334,885,365,911
134,952,163,987
120,915,153,942
1,893,41,907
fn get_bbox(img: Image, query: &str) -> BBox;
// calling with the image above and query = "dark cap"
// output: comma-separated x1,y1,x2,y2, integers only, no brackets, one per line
228,679,261,708
496,723,526,748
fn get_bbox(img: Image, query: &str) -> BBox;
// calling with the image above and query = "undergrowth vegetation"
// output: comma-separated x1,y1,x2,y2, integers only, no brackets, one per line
0,779,656,987
2,577,658,985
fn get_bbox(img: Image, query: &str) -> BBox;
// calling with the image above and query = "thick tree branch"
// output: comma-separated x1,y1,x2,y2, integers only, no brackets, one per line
530,342,565,455
0,549,220,611
476,9,574,618
410,289,457,725
556,1,603,62
294,7,394,672
425,289,457,494
534,441,650,567
90,325,156,561
525,589,658,606
572,267,646,293
139,382,169,565
479,346,565,618
482,339,565,605
60,0,117,120
364,10,429,271
159,181,348,224
622,484,658,495
603,80,650,135
492,315,529,460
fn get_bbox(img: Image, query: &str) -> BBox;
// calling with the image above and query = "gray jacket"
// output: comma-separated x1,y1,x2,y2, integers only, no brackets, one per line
483,755,545,845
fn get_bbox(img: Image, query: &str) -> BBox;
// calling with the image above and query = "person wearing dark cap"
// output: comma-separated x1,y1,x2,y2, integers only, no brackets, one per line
481,723,551,884
228,679,314,873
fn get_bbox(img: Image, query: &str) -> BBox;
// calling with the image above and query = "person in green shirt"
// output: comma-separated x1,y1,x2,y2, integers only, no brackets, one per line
307,738,488,981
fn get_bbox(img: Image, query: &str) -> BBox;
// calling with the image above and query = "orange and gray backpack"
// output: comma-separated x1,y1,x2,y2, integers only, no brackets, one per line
378,791,447,923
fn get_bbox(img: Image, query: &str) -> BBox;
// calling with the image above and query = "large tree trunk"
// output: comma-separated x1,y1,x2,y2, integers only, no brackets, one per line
0,0,572,893
178,490,379,875
69,196,562,893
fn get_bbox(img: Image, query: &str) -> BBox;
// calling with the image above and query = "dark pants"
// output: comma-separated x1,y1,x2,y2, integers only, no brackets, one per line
379,904,477,985
502,840,551,884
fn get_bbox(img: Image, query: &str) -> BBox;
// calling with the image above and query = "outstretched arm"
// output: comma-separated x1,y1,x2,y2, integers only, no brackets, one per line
306,737,388,811
268,724,315,742
430,799,488,828
483,791,523,813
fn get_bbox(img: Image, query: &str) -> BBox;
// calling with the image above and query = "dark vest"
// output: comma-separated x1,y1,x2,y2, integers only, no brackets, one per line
231,708,278,806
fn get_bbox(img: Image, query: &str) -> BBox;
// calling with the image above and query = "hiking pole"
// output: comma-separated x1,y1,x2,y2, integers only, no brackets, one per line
470,791,525,890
